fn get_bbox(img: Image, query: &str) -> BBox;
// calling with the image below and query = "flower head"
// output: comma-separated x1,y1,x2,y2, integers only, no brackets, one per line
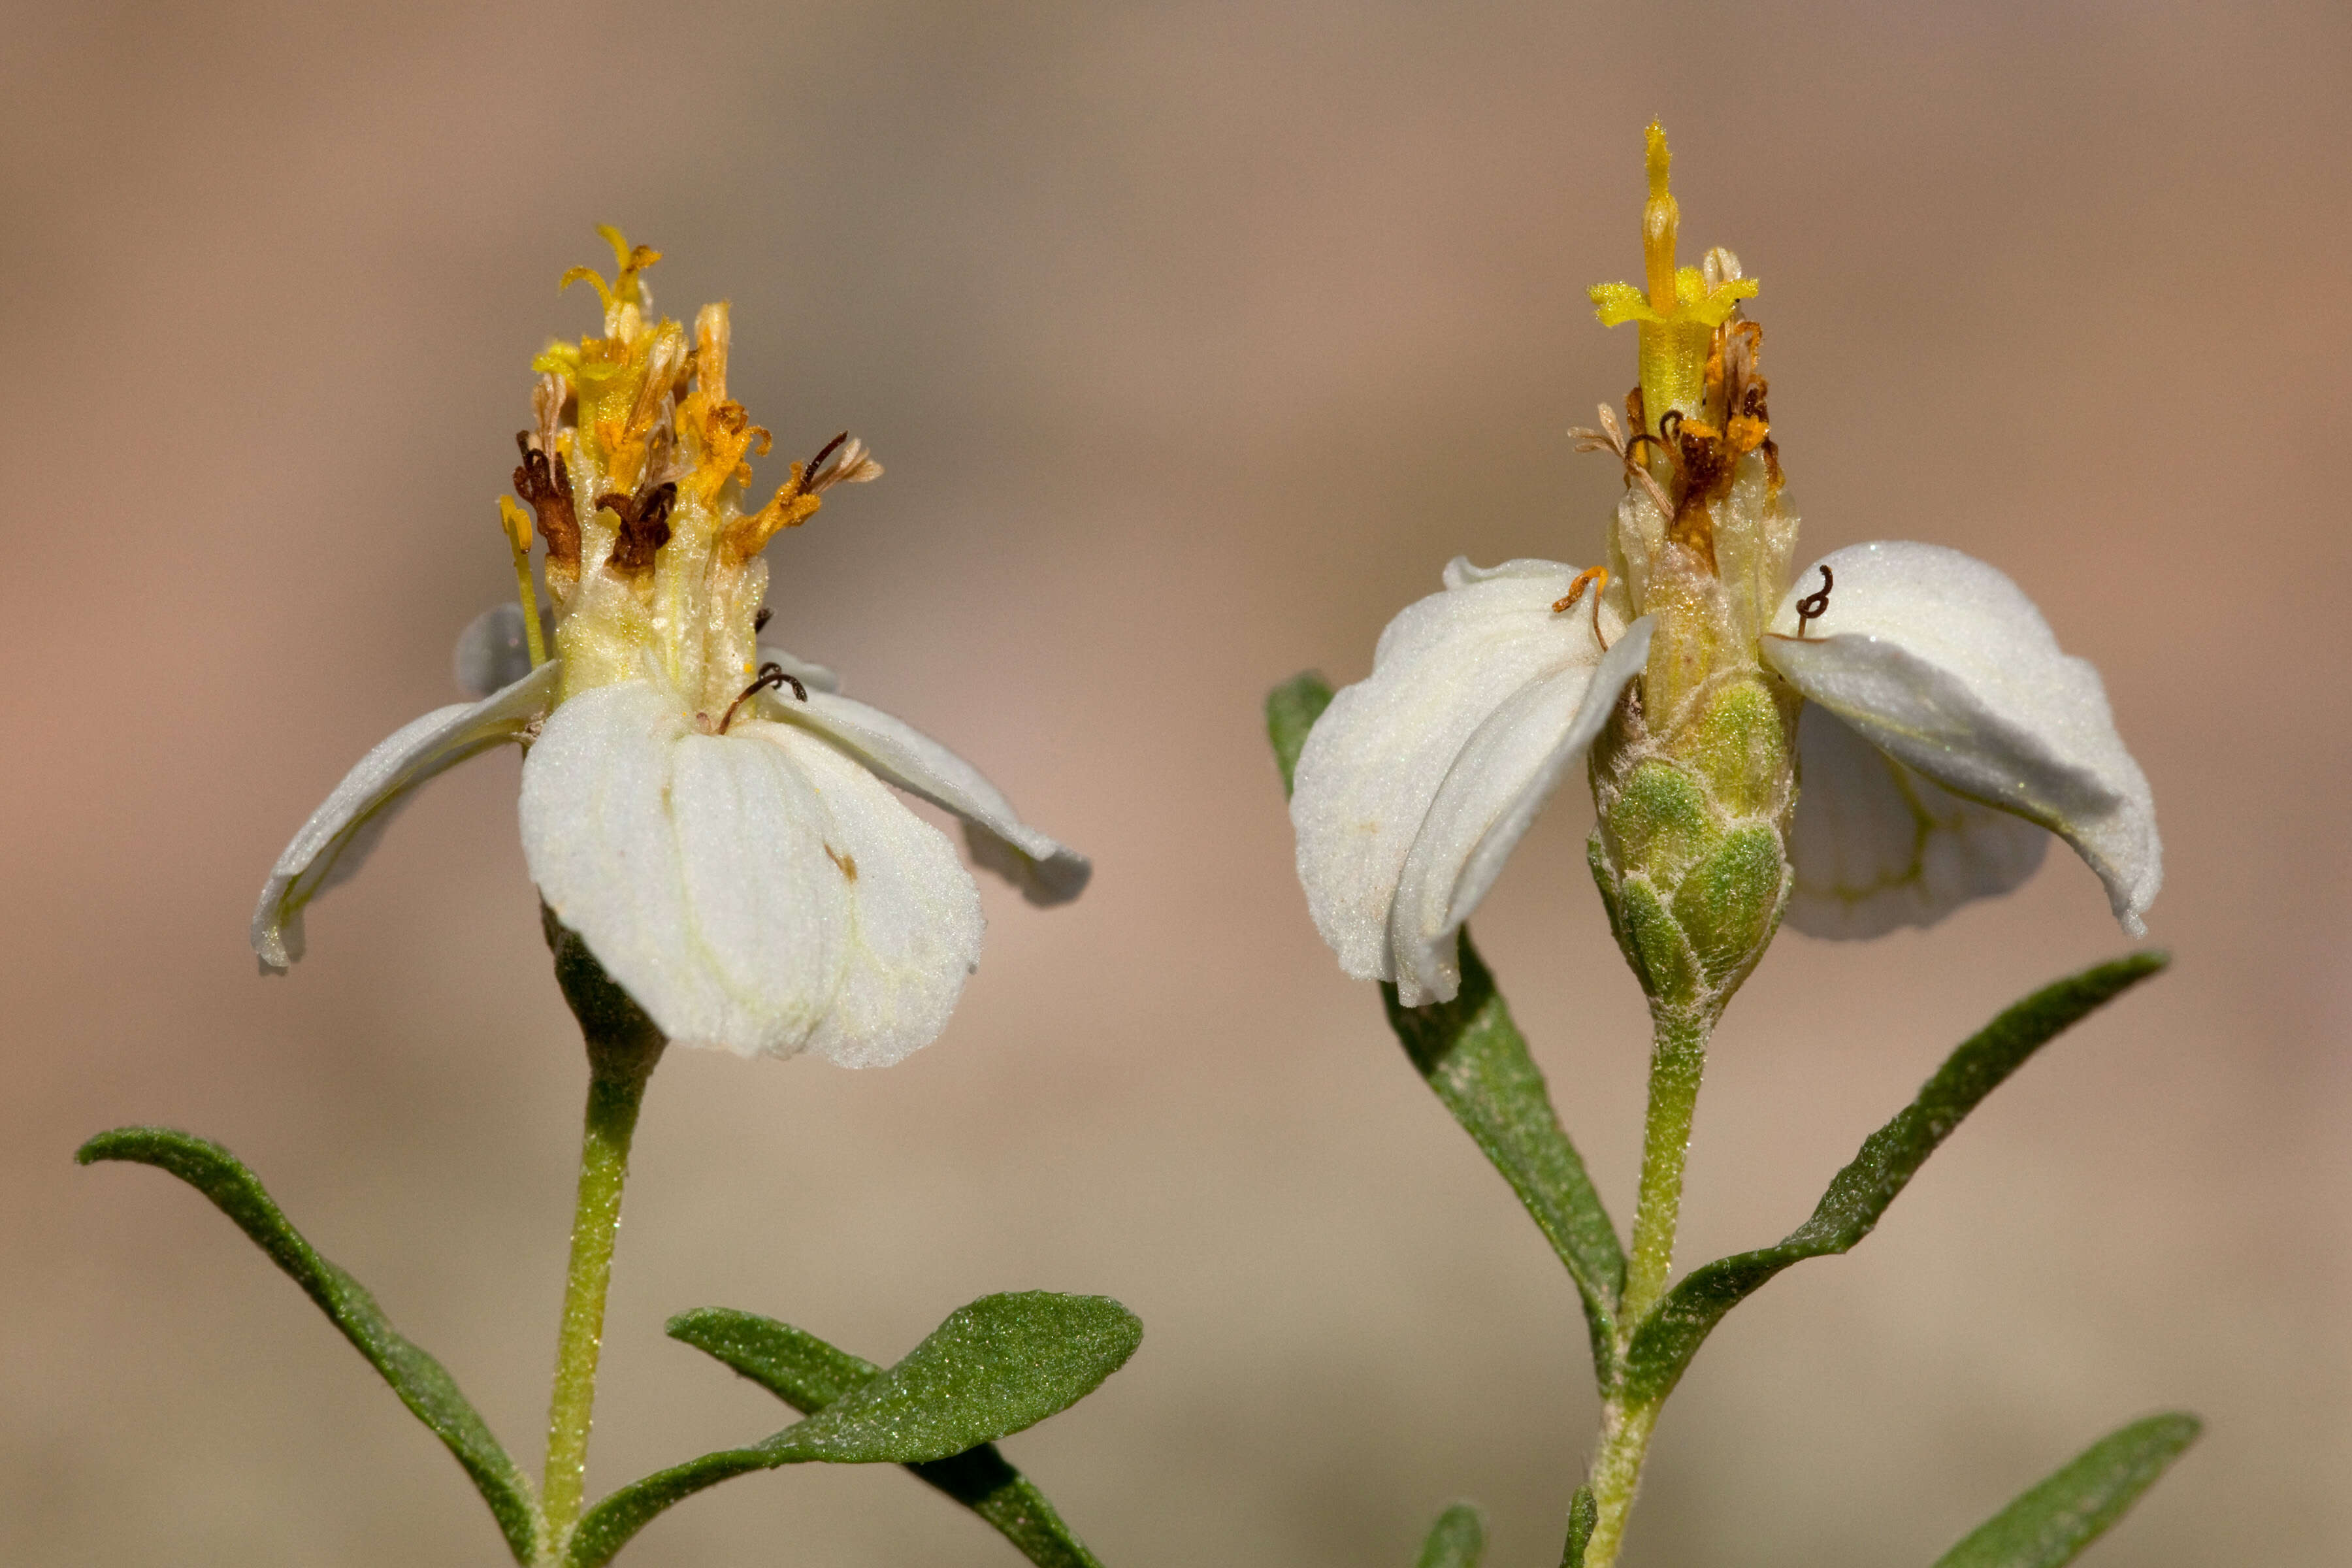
1290,125,2157,1015
254,232,1088,1065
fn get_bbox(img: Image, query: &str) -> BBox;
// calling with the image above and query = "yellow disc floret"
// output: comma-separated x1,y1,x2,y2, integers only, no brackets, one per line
1588,123,1759,435
504,229,881,719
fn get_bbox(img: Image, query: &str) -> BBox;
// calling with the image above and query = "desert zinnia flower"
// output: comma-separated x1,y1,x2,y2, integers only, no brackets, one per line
253,231,1087,1066
1290,131,2155,1009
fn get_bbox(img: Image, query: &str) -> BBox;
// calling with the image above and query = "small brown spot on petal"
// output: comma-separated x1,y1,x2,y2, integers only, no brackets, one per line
824,844,858,881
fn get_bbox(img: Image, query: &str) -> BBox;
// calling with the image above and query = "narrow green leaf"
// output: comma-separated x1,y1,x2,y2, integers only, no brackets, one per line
760,1292,1141,1463
1620,953,2168,1407
1266,670,1334,794
76,1127,542,1564
1561,1487,1596,1568
1382,938,1624,1381
1415,1501,1486,1568
1933,1413,2200,1568
1267,674,1625,1382
565,1446,770,1567
569,1297,1135,1567
668,1307,1106,1568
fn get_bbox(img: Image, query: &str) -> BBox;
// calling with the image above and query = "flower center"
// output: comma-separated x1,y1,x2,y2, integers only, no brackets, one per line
495,229,881,717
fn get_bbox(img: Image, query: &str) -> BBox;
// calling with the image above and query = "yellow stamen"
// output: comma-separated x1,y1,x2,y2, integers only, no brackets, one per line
497,495,549,668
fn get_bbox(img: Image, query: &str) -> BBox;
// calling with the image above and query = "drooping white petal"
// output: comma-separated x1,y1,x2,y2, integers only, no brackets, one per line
1761,541,2159,934
768,691,1091,907
455,602,552,698
519,682,983,1066
1389,617,1652,1005
252,661,559,971
1784,702,2048,939
755,644,844,696
1290,557,1626,987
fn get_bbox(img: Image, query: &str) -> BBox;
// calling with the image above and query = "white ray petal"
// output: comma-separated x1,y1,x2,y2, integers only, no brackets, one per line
252,661,559,972
1390,618,1652,1005
770,691,1090,907
520,683,983,1064
1290,557,1625,984
455,602,552,698
1762,541,2159,934
1784,701,2048,939
742,725,987,1068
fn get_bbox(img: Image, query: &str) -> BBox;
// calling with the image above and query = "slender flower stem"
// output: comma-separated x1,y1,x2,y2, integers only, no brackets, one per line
1581,1007,1713,1568
541,1045,659,1542
1620,1009,1710,1328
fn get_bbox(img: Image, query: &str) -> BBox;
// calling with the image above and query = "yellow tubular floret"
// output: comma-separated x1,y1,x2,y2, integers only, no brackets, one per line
1588,123,1761,434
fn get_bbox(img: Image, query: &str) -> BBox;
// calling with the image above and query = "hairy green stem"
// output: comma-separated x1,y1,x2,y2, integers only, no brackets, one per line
1620,1011,1709,1328
1580,1008,1711,1568
542,1049,657,1542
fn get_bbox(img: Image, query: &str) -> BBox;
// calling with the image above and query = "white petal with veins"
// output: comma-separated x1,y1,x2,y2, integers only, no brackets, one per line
774,691,1091,907
252,661,560,971
1389,617,1652,1004
520,682,983,1064
1762,540,2159,934
1291,557,1625,987
1784,702,2048,939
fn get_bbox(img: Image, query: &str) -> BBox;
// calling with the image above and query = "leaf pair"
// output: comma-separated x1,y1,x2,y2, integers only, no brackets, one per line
573,1296,1136,1565
78,1127,1135,1567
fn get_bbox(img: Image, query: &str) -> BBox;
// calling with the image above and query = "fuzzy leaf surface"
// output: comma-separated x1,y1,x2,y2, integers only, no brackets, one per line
1620,953,2167,1406
668,1307,1107,1567
1415,1502,1487,1568
1561,1487,1597,1568
76,1127,541,1563
569,1295,1134,1566
1381,940,1624,1377
1933,1413,2199,1568
1269,672,1624,1379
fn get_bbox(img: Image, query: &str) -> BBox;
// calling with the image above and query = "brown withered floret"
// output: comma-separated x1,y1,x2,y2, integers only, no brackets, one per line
512,431,581,574
598,479,678,578
1609,319,1782,571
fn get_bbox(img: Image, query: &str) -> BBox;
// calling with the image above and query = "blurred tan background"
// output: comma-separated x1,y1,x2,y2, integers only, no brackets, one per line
5,2,2345,1563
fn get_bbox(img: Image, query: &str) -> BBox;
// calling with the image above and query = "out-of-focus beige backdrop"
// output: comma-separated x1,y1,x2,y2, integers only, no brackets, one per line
5,3,2345,1564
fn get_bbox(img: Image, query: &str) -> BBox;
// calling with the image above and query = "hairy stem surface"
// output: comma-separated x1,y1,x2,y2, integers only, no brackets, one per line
542,1045,659,1543
1581,1008,1710,1568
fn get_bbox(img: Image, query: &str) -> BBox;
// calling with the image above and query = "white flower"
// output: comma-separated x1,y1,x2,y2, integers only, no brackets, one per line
1291,131,2157,1009
252,234,1086,1066
1292,540,2156,1007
